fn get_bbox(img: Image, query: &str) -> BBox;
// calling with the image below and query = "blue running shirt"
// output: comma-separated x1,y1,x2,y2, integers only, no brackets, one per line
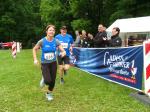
36,37,60,63
55,34,73,56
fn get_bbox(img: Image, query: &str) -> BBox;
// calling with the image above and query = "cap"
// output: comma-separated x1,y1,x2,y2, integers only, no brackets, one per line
61,26,67,30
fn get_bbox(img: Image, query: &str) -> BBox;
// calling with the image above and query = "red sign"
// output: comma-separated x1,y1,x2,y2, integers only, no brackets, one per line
2,42,13,48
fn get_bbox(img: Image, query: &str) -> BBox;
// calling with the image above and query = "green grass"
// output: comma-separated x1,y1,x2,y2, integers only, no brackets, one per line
0,49,150,112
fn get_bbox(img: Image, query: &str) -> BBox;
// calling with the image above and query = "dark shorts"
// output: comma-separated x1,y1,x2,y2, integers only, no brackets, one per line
57,56,70,65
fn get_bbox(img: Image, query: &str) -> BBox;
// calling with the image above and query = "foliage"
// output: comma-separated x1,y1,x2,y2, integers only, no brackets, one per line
0,0,42,48
0,0,150,47
71,19,92,32
40,0,73,34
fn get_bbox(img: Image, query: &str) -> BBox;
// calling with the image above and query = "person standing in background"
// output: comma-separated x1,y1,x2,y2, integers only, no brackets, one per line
74,30,81,47
81,30,89,48
87,33,94,48
93,24,108,48
109,27,122,47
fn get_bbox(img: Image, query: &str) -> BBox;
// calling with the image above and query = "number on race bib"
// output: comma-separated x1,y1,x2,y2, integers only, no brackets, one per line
44,53,54,60
61,43,68,48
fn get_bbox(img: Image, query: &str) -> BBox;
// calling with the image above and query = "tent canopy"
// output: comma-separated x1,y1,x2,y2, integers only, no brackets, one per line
106,16,150,33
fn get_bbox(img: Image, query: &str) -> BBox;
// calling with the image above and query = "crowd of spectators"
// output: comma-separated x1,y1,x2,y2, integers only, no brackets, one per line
73,24,122,48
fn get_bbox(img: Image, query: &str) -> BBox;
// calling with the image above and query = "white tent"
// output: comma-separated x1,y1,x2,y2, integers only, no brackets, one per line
106,16,150,46
107,16,150,33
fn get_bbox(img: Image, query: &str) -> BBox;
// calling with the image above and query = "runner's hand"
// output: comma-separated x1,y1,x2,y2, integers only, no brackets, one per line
60,51,66,57
34,59,39,65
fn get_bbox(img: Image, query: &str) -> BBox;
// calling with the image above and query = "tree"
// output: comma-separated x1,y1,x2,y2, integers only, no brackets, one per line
69,0,119,34
71,19,92,32
0,0,42,48
109,0,150,24
1,0,150,47
40,0,73,34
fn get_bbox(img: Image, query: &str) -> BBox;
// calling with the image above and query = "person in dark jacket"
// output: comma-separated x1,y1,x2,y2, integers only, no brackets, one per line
93,24,107,48
109,27,122,47
87,33,94,48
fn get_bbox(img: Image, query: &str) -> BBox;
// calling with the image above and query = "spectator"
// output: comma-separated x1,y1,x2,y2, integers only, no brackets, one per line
93,24,108,48
74,30,81,47
81,30,89,48
109,27,122,47
87,33,94,48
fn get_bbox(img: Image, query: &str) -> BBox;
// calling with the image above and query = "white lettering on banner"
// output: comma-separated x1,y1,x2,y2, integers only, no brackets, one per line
44,53,54,60
108,61,130,68
104,52,137,77
61,43,68,48
111,69,129,75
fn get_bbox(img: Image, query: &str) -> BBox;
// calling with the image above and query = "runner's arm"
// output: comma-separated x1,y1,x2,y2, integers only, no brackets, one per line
58,45,66,57
33,39,42,64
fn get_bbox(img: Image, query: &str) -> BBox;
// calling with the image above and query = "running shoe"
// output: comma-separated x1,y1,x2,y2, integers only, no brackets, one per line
60,78,65,84
46,93,53,101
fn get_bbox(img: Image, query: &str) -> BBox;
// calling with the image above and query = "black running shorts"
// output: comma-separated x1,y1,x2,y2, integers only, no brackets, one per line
57,56,70,65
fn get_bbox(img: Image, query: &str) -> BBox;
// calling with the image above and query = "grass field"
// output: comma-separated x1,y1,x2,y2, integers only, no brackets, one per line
0,49,150,112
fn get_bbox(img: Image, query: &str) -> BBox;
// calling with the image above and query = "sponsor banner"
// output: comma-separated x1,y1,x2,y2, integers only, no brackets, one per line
70,46,143,90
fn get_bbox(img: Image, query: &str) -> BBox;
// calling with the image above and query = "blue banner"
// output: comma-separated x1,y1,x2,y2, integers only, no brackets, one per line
70,46,143,90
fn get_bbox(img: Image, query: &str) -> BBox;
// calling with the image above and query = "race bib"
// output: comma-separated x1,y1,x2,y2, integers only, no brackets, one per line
44,53,54,60
61,43,68,48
